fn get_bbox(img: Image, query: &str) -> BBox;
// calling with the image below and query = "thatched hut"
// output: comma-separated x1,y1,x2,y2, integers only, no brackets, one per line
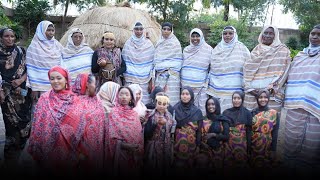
59,4,161,50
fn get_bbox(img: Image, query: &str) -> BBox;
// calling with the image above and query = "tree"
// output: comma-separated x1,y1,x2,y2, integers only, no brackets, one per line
0,5,23,39
53,0,106,31
14,0,51,38
279,0,320,46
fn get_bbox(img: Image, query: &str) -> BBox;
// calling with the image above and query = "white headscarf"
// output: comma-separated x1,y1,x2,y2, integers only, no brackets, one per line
128,84,147,117
219,26,239,49
62,28,93,57
258,25,281,47
97,81,120,113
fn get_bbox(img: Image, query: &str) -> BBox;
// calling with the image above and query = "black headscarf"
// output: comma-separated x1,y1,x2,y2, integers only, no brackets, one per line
174,86,203,128
223,91,251,126
252,89,270,117
161,22,172,31
206,97,229,130
145,86,174,114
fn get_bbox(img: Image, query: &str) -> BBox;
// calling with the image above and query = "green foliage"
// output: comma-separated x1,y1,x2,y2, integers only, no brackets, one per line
279,0,320,47
14,0,51,37
205,13,259,50
0,6,23,39
285,36,299,50
54,0,106,11
289,48,300,59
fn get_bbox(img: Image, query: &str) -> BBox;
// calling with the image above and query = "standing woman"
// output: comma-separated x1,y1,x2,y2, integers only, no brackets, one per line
72,73,106,173
91,31,126,90
106,87,144,176
173,86,203,171
122,22,155,104
26,20,63,103
61,28,94,84
181,28,212,114
243,25,291,112
28,66,84,175
153,22,183,105
208,26,250,112
283,24,320,173
0,28,32,169
223,91,252,172
251,89,279,169
201,97,229,171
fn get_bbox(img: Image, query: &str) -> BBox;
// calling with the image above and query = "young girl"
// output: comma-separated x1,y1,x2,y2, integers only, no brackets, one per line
144,95,176,175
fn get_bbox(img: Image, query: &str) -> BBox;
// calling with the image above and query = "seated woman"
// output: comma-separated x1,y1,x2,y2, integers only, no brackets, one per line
144,95,176,175
128,84,147,125
28,66,86,175
200,97,229,172
251,89,279,169
91,31,126,90
145,86,174,114
97,81,120,115
222,91,252,174
61,28,94,84
72,73,106,173
106,87,144,176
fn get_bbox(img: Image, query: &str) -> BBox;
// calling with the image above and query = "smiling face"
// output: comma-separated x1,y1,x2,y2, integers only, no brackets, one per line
261,27,275,46
119,88,132,106
1,30,15,47
134,27,144,38
45,25,55,40
71,32,83,46
181,89,191,104
232,93,243,108
258,92,269,107
309,28,320,46
223,29,235,43
191,32,201,46
135,90,141,102
156,100,168,114
49,71,67,92
206,99,216,114
103,37,115,49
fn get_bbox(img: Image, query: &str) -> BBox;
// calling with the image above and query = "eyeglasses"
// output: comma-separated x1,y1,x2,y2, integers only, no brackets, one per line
134,28,144,31
162,27,171,31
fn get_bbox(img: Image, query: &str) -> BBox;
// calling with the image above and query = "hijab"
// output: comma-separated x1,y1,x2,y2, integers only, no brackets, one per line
72,73,89,95
128,84,147,117
251,89,270,117
303,24,320,57
97,81,120,113
219,26,239,49
62,28,93,57
173,86,203,127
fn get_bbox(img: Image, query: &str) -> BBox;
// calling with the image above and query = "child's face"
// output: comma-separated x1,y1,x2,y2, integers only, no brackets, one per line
156,99,168,114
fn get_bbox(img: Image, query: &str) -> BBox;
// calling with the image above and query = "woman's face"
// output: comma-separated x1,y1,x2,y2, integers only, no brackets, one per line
309,28,320,46
191,33,200,46
49,71,67,92
206,99,216,114
223,29,234,43
119,88,132,106
258,92,269,107
261,27,275,46
1,30,15,47
135,90,141,102
86,78,96,97
103,37,115,49
134,27,143,38
156,100,168,114
45,26,55,40
232,93,242,108
181,89,191,104
72,32,83,46
161,26,171,39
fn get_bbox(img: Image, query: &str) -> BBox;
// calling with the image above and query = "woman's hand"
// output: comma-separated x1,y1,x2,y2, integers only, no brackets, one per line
157,116,167,125
97,58,107,67
31,91,40,102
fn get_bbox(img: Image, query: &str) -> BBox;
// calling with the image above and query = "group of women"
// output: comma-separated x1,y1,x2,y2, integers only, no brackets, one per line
0,18,319,176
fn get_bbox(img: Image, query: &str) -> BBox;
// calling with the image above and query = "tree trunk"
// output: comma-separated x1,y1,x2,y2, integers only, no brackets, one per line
62,0,70,33
223,1,229,21
162,0,169,21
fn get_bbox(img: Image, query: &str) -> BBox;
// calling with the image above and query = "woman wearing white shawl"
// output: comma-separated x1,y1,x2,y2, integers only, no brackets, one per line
243,25,291,112
61,28,93,84
122,22,155,105
128,84,147,125
26,20,63,101
181,28,212,114
154,22,183,106
208,26,250,112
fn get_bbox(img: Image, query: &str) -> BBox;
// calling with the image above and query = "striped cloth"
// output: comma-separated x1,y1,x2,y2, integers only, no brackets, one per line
61,28,93,84
154,32,183,105
181,28,212,113
0,108,4,165
122,34,154,104
243,25,291,111
284,51,320,120
208,27,250,112
26,21,63,91
284,109,320,170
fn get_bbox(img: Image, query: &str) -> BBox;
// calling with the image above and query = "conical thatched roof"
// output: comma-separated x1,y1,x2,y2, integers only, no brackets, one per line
60,5,161,50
